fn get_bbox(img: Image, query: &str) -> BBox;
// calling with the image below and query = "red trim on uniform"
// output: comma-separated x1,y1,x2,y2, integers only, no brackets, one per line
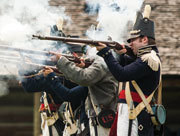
40,103,61,112
119,90,148,103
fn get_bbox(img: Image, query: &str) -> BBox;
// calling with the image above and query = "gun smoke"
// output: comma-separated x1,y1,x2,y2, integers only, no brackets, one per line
0,0,70,95
85,0,144,43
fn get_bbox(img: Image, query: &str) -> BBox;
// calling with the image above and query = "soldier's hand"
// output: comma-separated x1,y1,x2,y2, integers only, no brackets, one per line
43,67,53,77
96,42,107,51
18,81,22,86
49,51,62,62
114,44,127,55
114,48,127,55
76,59,85,68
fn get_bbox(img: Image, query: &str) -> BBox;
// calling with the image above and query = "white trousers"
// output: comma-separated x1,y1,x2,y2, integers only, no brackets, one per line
89,118,110,136
117,103,138,136
41,112,59,136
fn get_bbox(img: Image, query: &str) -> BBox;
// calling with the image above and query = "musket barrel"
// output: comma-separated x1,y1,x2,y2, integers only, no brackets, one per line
33,35,119,47
32,35,115,44
0,45,85,65
0,57,53,68
0,57,20,65
0,57,62,75
0,51,19,57
0,45,49,56
0,45,74,58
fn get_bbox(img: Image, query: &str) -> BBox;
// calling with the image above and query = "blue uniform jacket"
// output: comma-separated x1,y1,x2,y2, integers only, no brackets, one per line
45,73,88,110
20,71,64,105
97,45,161,104
45,72,89,125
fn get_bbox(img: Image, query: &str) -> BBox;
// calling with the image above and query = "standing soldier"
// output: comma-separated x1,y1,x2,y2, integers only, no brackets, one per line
49,49,118,136
18,45,86,136
42,67,89,136
96,5,164,136
18,17,83,136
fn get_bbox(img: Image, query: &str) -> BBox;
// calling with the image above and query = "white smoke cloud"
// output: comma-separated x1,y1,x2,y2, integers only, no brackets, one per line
0,0,71,95
0,15,32,42
0,0,70,48
85,0,144,43
0,0,71,68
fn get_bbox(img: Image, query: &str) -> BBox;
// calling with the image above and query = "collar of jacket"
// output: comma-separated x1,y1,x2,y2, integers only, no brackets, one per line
137,45,156,57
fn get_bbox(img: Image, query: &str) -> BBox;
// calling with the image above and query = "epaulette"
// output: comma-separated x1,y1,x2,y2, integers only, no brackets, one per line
141,50,160,71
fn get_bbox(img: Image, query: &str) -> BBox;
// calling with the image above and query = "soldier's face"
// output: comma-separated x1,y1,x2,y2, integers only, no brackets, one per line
129,37,147,55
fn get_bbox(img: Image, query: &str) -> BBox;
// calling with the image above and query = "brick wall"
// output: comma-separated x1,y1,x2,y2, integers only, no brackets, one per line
145,0,180,75
49,0,97,37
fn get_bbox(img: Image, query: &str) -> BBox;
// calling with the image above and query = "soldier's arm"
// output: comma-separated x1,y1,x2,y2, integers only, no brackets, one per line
97,47,155,82
20,74,47,92
56,56,106,86
46,73,88,104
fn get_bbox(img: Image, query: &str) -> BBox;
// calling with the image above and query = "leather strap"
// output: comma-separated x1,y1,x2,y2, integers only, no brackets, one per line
88,95,98,136
125,81,154,119
131,80,154,115
118,82,123,94
157,62,162,105
42,92,60,126
131,91,154,119
88,95,98,116
48,94,61,112
157,75,162,105
125,82,134,119
68,102,76,123
131,80,160,125
43,92,52,115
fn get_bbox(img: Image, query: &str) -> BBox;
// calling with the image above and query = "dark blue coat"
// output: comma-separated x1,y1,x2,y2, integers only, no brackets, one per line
97,45,161,103
46,72,88,110
20,71,64,105
46,73,89,125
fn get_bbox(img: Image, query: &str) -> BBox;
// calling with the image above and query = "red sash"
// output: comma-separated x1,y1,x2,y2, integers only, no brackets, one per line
119,90,148,103
40,103,61,112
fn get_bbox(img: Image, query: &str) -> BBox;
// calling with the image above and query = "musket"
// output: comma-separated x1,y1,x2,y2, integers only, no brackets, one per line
0,45,73,57
0,52,56,66
0,51,19,57
32,35,135,57
0,57,62,75
0,45,93,67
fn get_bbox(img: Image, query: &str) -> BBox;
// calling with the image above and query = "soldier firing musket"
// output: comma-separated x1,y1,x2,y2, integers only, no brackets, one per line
96,5,166,136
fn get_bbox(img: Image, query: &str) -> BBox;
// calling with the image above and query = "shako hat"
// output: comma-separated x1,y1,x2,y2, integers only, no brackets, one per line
50,17,65,37
68,44,84,53
127,5,155,43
